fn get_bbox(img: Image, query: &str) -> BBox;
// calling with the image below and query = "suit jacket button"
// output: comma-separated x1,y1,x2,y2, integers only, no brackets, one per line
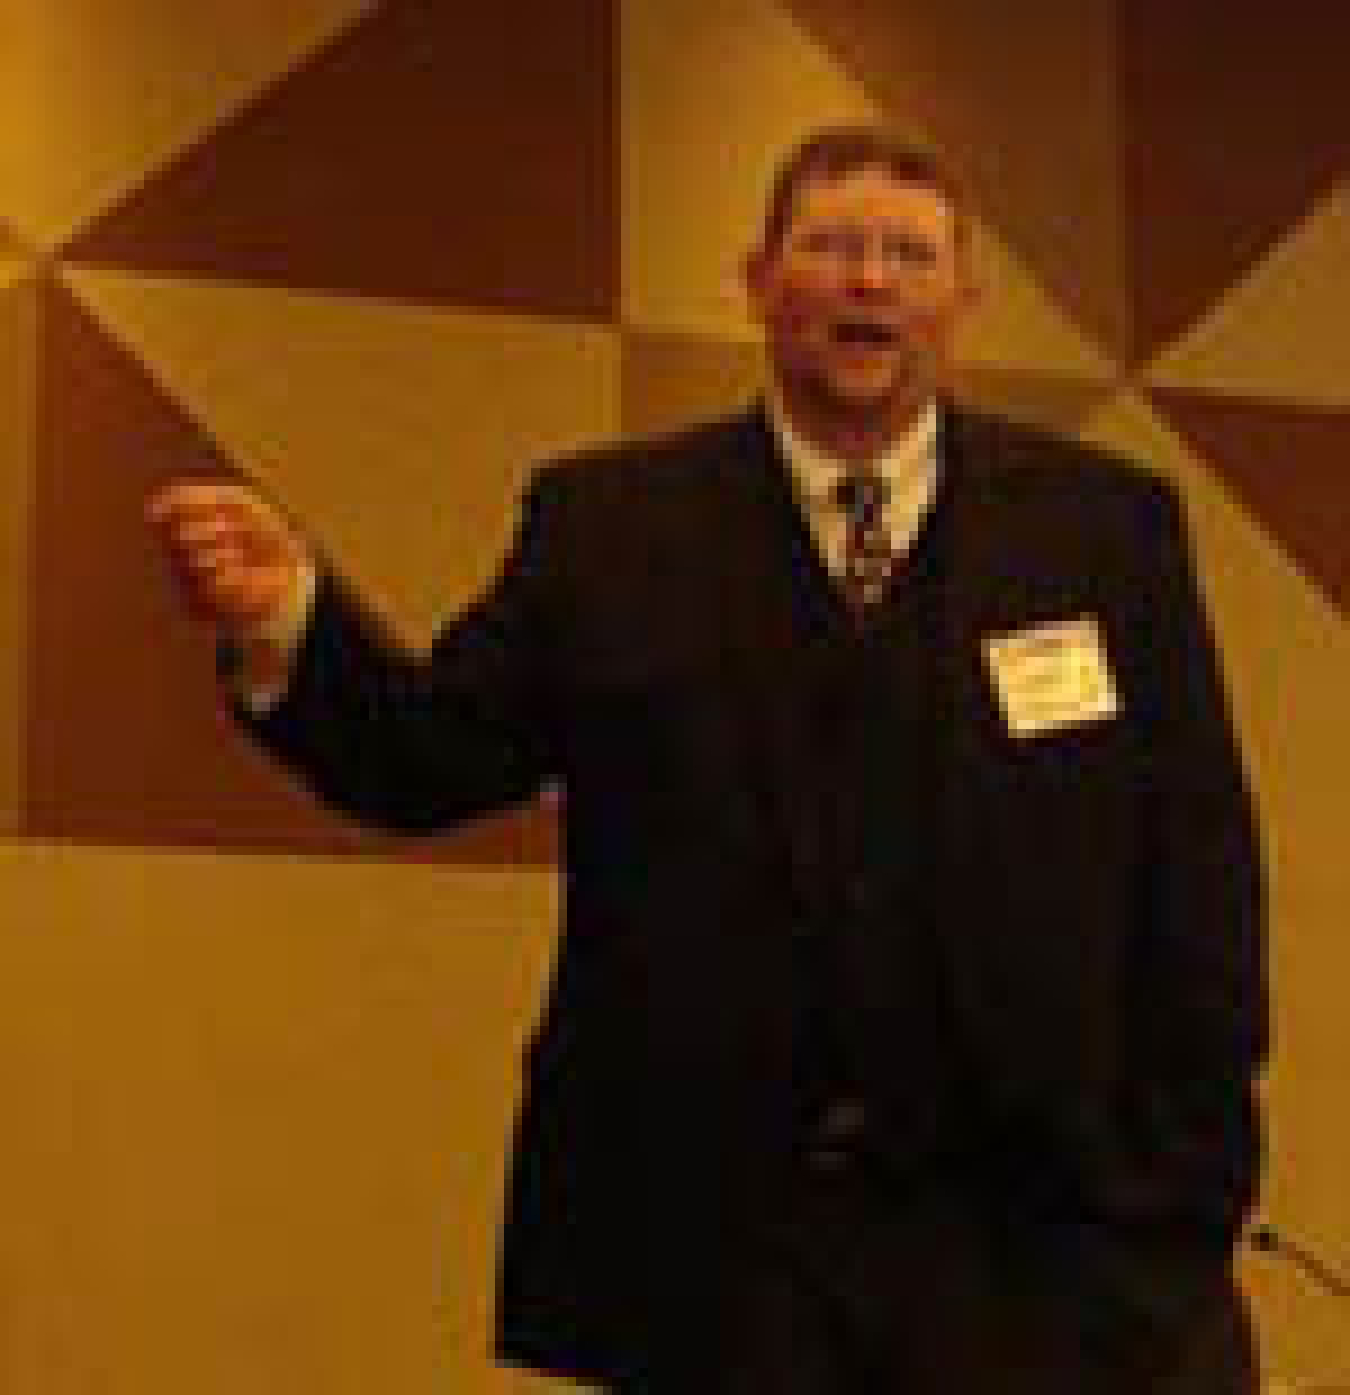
804,1097,868,1172
846,876,871,915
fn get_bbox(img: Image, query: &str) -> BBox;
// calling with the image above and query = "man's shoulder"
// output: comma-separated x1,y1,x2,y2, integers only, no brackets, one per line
950,404,1180,523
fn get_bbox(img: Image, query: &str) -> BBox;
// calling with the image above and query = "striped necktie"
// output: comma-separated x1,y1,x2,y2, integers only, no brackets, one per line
835,469,893,612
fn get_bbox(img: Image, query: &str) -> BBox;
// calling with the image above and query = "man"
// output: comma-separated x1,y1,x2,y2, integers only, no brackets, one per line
147,128,1267,1392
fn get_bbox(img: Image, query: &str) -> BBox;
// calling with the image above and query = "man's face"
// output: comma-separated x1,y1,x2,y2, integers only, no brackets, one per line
747,166,972,421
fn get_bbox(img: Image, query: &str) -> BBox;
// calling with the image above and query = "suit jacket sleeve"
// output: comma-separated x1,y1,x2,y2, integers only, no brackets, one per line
234,468,561,834
1066,479,1269,1368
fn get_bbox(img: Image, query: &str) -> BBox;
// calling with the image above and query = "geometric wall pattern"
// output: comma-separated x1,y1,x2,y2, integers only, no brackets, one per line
2,0,1348,1389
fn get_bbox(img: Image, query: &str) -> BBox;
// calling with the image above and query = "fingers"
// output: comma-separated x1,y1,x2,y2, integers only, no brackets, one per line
185,542,249,576
146,479,284,532
146,477,306,628
147,479,293,557
169,547,296,626
146,478,232,524
168,517,247,550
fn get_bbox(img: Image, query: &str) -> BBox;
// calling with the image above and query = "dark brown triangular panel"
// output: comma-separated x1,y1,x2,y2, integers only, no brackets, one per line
1119,0,1350,365
65,0,617,322
1151,386,1350,612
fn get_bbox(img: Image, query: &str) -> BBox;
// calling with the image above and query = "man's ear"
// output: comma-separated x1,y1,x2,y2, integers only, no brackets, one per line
741,244,776,319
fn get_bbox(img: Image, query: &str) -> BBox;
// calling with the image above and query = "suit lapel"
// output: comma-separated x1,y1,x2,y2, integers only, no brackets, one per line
935,404,1003,900
705,406,840,933
931,406,1077,1118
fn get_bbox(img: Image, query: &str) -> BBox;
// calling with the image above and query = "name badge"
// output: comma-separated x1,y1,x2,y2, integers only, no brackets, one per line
984,616,1120,738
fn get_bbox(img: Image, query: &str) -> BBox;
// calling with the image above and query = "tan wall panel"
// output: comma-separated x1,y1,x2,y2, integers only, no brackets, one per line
947,366,1115,437
0,275,35,834
621,0,878,341
621,328,765,438
0,0,371,249
1080,392,1350,1386
62,270,619,643
0,841,574,1393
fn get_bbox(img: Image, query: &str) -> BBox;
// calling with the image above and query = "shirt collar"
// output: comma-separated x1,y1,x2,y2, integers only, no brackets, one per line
767,395,941,507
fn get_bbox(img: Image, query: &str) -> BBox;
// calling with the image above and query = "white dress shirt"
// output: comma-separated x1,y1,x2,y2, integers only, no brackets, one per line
768,396,942,580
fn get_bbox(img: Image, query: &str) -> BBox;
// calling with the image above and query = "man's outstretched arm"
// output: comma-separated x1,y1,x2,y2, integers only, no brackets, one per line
146,472,561,834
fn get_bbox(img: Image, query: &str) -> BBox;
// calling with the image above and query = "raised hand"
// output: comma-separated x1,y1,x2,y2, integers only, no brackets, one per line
146,479,310,632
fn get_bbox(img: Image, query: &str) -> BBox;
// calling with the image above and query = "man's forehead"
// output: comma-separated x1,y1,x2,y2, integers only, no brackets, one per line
792,166,954,231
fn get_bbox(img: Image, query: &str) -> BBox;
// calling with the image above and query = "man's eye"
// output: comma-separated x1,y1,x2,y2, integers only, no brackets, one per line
801,229,855,258
880,236,937,266
796,228,940,270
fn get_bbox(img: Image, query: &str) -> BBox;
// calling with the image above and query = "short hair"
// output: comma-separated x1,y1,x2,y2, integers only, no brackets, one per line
756,125,967,256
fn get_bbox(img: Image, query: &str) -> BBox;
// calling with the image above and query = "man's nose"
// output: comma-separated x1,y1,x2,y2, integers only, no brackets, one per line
847,252,894,295
843,242,896,293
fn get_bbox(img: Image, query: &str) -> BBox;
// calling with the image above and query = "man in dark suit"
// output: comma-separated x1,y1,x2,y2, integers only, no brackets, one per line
148,128,1267,1392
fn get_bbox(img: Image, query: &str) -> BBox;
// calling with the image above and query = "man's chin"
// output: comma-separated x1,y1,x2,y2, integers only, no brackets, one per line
824,372,922,419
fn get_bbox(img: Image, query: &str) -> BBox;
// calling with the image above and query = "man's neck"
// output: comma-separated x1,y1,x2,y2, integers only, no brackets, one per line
773,385,934,466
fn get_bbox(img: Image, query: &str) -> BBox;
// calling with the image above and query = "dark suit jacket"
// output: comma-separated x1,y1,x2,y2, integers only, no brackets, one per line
245,403,1267,1391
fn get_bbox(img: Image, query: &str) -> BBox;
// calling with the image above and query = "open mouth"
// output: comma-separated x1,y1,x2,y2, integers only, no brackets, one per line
831,318,900,349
